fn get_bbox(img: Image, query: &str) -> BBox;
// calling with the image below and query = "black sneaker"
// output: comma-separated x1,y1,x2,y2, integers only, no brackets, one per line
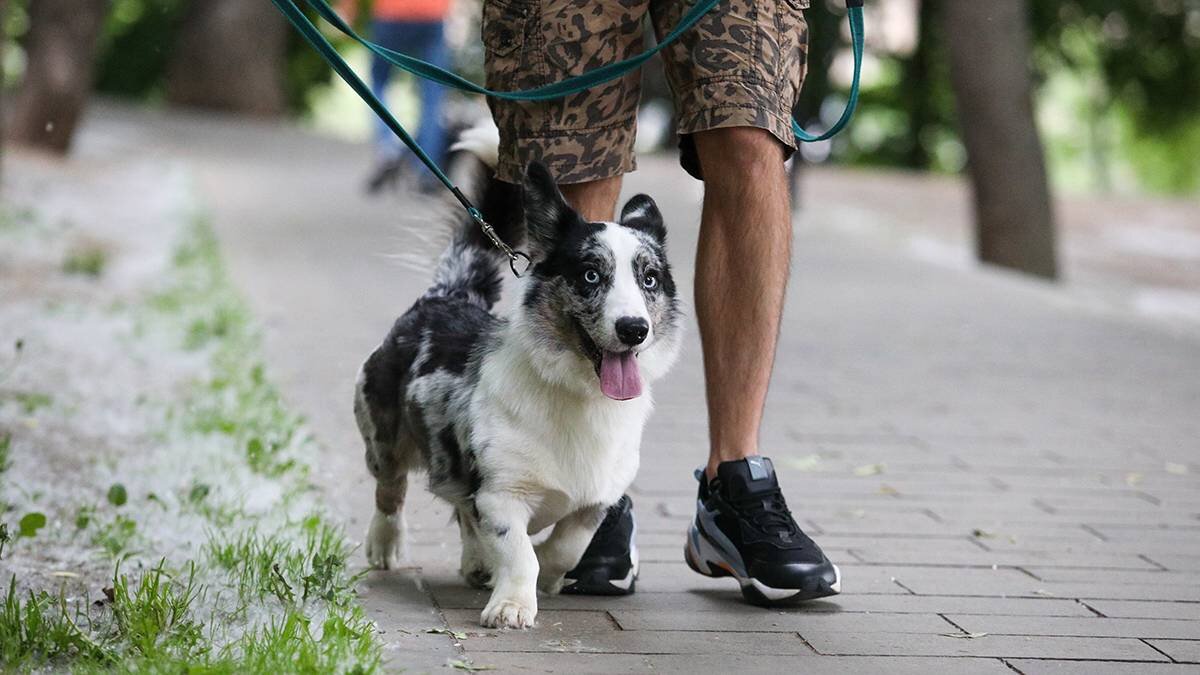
561,495,638,596
685,456,840,606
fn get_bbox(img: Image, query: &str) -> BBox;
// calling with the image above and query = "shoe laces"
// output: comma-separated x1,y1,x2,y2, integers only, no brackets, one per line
728,487,800,539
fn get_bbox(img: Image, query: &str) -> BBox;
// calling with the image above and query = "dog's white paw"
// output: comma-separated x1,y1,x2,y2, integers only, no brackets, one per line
480,593,537,629
537,571,566,595
366,510,405,570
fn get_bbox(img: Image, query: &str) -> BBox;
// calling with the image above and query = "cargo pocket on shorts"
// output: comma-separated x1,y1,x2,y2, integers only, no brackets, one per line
482,0,534,89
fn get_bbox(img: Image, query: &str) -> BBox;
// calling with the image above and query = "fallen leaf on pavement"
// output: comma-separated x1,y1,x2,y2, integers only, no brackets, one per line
782,454,823,471
427,627,468,640
448,658,495,672
941,632,989,639
853,463,885,476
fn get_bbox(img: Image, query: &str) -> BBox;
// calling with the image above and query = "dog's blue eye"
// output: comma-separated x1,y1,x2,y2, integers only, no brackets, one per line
642,272,658,290
583,269,600,284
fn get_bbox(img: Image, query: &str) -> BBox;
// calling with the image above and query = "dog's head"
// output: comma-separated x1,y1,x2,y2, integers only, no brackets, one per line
516,162,682,401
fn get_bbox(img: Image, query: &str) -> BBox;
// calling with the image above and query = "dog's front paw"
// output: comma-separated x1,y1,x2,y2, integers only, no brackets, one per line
366,510,405,570
480,594,536,629
537,571,566,595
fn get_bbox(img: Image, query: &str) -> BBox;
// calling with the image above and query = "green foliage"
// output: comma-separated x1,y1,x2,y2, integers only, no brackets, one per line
110,560,205,659
93,0,188,100
94,514,139,557
205,517,355,606
90,0,342,113
0,575,112,666
63,246,108,278
0,217,380,673
108,483,129,507
0,432,10,472
18,511,46,537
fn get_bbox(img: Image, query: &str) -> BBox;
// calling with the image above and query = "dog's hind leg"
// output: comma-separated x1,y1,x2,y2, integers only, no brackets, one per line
366,474,408,570
356,365,410,570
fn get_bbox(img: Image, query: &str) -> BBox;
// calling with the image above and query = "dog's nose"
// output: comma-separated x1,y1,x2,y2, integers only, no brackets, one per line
615,316,649,346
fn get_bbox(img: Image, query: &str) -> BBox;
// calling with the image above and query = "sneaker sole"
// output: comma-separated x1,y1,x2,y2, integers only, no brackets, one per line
684,524,841,606
561,544,639,596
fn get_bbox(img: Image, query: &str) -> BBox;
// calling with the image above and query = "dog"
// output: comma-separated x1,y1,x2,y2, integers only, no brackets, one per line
353,126,682,628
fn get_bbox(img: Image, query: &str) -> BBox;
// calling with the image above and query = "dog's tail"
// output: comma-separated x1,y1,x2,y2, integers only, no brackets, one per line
426,120,523,310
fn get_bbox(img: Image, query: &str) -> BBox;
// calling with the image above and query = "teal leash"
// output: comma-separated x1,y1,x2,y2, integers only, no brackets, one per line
270,0,865,275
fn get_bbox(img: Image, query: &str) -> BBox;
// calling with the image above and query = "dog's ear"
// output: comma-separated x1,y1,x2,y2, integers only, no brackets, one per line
619,194,665,243
521,162,572,251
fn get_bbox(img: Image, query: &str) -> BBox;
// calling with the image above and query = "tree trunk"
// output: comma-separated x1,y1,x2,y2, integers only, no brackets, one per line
899,0,938,169
6,0,110,154
165,0,287,116
941,0,1058,279
1,0,8,178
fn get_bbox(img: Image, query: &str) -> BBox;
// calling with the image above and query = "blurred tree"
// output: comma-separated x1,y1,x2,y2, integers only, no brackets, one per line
1,0,7,180
942,0,1058,279
164,0,287,115
1031,1,1200,193
93,0,187,100
6,0,110,153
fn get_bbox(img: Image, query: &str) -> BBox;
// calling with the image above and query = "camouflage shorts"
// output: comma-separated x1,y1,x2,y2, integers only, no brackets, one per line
482,0,810,183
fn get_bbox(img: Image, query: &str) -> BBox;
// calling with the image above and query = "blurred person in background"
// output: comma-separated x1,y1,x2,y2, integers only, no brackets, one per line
339,0,452,194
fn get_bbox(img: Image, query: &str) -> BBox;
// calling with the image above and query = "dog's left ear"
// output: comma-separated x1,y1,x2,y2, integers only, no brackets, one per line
619,194,666,242
521,161,573,252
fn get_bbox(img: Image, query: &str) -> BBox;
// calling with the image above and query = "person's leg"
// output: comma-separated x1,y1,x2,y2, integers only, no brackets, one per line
654,0,839,604
368,20,403,161
692,127,792,479
559,176,623,222
413,21,450,174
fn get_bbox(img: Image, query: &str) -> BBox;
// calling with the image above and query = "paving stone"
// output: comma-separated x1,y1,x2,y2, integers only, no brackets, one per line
1007,659,1200,674
1081,600,1200,620
465,653,1014,674
948,615,1200,639
1147,640,1200,663
1032,582,1200,602
851,565,1046,596
801,631,1169,660
453,626,814,655
1025,569,1200,586
609,609,951,633
1144,555,1200,572
849,546,1160,570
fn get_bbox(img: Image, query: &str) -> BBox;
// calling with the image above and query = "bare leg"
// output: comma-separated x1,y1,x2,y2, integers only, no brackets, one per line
692,128,793,479
559,175,623,221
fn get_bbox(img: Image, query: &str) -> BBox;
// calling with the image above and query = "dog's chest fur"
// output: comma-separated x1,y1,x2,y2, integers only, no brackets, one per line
469,332,650,531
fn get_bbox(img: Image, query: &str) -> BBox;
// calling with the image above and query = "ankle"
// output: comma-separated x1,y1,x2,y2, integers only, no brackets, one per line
705,451,760,481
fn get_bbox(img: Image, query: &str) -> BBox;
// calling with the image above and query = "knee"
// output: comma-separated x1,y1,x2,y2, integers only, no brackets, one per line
693,127,787,178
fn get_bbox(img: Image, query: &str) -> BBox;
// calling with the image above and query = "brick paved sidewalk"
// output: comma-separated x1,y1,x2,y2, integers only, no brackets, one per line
93,106,1200,673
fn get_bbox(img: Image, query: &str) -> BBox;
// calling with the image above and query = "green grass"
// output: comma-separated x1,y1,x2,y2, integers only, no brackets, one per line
0,432,10,472
62,246,108,278
0,576,111,666
93,514,140,558
1,217,382,673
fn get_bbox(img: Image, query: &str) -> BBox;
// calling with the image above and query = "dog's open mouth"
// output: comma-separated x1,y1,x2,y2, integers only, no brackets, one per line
599,350,642,401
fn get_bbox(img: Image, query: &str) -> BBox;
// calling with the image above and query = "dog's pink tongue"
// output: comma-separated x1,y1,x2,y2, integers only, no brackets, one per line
599,351,642,400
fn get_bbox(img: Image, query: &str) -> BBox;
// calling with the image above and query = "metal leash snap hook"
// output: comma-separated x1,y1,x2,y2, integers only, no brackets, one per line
470,207,531,278
508,250,532,278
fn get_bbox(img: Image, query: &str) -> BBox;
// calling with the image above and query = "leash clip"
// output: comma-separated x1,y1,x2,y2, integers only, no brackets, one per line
469,207,531,278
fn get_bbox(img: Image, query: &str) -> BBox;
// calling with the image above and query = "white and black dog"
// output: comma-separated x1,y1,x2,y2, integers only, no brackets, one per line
354,130,682,628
